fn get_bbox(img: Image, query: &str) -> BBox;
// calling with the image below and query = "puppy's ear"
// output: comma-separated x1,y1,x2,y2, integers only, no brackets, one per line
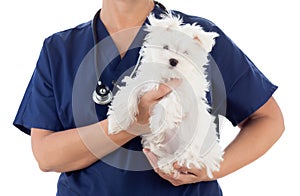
181,24,218,52
193,31,219,53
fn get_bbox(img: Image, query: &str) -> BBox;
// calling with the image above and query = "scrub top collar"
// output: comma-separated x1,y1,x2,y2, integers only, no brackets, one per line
94,4,165,90
95,3,166,47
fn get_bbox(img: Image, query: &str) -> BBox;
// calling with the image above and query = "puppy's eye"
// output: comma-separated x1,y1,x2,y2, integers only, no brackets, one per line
163,45,169,50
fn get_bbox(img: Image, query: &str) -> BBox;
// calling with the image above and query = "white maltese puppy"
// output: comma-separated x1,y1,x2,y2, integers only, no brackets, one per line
107,14,223,178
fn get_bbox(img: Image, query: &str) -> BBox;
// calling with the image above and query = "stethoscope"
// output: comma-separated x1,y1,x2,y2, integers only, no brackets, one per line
92,1,168,105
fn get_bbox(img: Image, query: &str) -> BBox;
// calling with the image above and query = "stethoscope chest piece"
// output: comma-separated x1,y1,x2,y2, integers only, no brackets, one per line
92,81,113,105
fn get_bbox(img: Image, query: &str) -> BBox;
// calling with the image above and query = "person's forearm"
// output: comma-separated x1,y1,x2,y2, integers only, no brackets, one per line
213,108,284,179
31,82,172,173
31,119,136,173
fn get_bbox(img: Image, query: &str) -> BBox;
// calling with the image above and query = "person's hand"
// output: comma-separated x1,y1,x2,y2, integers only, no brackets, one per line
127,79,180,135
143,149,212,186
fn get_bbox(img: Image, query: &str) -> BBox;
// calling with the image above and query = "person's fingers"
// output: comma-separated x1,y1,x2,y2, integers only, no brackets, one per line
136,79,182,125
143,150,207,186
165,78,182,89
144,84,172,101
155,168,199,186
144,79,181,101
173,162,207,179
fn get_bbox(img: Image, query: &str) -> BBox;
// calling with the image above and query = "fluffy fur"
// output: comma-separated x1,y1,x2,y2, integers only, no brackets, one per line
107,14,223,178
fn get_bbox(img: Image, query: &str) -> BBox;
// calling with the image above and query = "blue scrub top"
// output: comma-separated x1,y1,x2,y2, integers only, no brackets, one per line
13,5,277,196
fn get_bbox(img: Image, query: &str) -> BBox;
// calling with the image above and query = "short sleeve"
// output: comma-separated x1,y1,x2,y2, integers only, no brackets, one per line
13,39,64,135
209,24,278,126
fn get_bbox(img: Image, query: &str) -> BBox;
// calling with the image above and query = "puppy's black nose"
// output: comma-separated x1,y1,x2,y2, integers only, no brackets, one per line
169,58,178,67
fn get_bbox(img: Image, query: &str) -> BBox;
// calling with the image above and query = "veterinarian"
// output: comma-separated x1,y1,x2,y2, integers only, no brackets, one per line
13,0,284,195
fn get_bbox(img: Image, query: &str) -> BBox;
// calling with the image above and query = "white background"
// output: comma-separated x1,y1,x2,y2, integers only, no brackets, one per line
1,0,299,195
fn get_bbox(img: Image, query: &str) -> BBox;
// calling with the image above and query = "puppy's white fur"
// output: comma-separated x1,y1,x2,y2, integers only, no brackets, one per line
107,14,223,178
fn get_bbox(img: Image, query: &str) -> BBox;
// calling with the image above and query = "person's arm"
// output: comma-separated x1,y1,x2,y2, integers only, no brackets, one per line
31,82,175,173
31,120,135,173
143,96,285,186
214,97,284,178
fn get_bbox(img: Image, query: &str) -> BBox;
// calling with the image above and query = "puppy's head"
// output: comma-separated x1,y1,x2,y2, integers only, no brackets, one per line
143,14,218,74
